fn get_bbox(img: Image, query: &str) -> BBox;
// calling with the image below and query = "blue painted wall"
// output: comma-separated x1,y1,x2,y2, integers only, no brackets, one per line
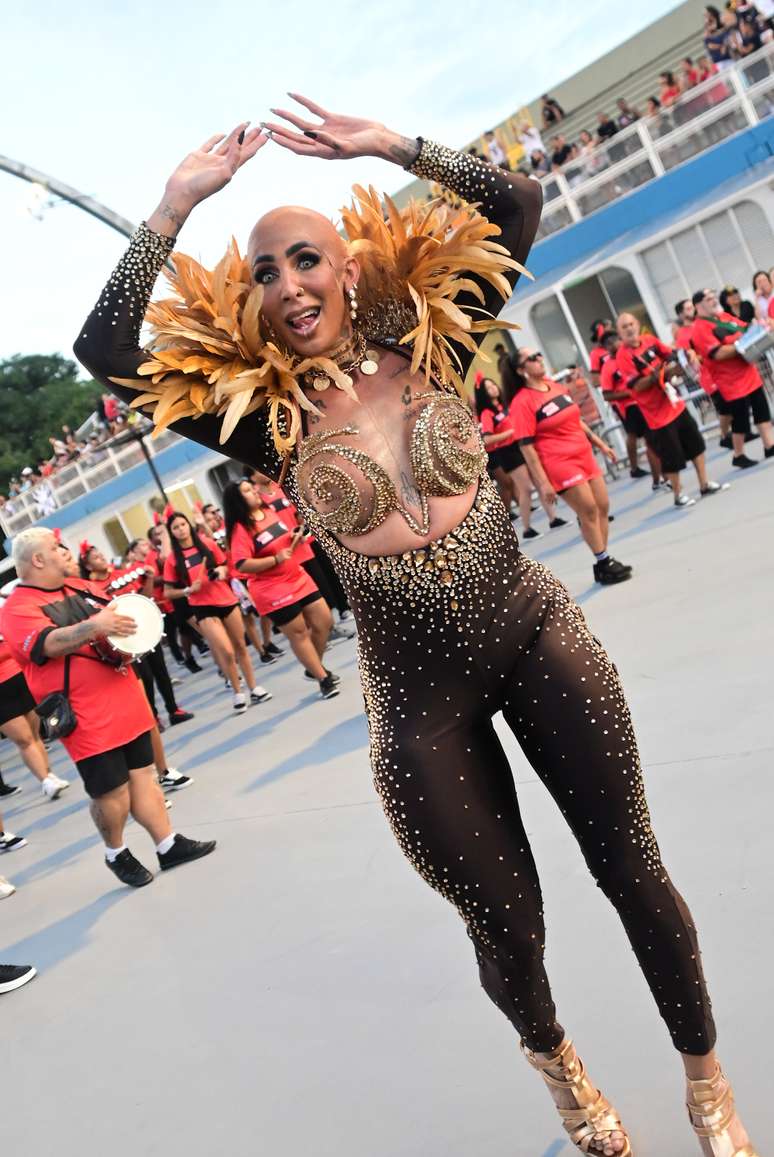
517,119,774,292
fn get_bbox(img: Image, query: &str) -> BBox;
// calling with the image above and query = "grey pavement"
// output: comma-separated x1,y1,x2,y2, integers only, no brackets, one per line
1,440,772,1157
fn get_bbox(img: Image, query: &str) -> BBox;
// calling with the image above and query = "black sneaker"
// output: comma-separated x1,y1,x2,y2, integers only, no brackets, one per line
745,431,758,442
593,557,633,585
304,668,340,683
629,466,649,478
0,833,27,853
158,770,194,792
184,657,203,673
549,517,568,528
319,673,341,699
700,481,730,497
0,783,21,799
719,434,733,450
265,641,284,657
157,834,216,871
522,526,541,539
168,709,194,726
765,445,774,458
732,454,758,468
0,964,37,994
106,849,154,888
259,649,278,664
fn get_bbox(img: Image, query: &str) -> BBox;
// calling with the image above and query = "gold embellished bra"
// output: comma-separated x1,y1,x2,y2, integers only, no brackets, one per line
296,393,487,538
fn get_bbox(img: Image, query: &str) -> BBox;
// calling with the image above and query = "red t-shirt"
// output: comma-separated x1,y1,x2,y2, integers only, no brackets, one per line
675,323,716,395
479,403,517,450
589,344,608,376
599,352,635,418
688,314,761,402
163,535,237,608
146,549,173,615
0,636,21,684
510,379,600,491
616,336,685,430
228,511,319,617
259,483,315,564
0,578,153,761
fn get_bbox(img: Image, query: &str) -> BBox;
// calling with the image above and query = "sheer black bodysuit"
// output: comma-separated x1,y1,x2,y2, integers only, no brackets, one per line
74,141,715,1054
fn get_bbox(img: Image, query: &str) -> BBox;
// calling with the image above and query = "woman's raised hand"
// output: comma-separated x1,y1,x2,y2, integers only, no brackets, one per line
262,94,418,165
149,123,268,236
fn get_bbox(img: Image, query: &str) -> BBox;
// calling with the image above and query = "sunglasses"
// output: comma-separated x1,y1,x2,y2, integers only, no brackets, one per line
520,353,543,365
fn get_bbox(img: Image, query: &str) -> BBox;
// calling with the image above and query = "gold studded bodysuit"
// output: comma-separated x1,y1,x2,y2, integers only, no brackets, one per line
75,139,716,1057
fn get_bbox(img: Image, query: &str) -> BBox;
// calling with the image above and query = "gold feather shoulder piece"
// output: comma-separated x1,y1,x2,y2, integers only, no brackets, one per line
113,191,529,454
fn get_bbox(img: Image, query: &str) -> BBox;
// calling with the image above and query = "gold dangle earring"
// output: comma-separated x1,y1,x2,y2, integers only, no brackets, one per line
348,284,379,376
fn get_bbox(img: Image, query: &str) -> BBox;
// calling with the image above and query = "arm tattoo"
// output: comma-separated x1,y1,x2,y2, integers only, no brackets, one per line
159,202,187,230
46,619,96,657
387,136,422,168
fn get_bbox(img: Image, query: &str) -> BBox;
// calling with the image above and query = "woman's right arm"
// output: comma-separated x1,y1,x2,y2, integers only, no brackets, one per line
73,126,283,474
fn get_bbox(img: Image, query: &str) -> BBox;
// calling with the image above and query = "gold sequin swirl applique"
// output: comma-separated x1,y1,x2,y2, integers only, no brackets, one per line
411,393,487,496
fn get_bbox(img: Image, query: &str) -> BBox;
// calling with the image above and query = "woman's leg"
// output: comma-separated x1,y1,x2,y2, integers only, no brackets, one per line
558,481,606,556
280,613,327,680
162,612,184,664
243,613,264,654
1,713,53,785
500,578,716,1058
145,643,179,718
492,465,515,510
301,597,333,659
222,607,257,691
587,474,610,551
197,617,241,692
509,465,538,531
260,616,273,649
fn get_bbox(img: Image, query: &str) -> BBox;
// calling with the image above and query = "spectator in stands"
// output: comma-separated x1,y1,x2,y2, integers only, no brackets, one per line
720,284,756,323
616,97,640,127
595,110,618,143
704,5,733,69
530,148,550,176
483,129,509,169
540,94,565,130
518,121,544,158
549,134,575,170
681,56,701,89
658,71,682,106
752,269,772,319
697,53,720,79
575,129,606,177
692,286,774,465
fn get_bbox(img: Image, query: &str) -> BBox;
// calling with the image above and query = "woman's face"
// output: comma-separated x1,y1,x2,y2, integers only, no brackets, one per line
87,547,107,572
248,207,359,358
169,516,191,543
518,350,545,378
483,379,500,400
727,290,741,308
239,480,261,510
754,273,771,295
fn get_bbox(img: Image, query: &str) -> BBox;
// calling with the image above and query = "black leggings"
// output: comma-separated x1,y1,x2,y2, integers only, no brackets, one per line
136,643,178,720
318,477,716,1055
728,385,771,434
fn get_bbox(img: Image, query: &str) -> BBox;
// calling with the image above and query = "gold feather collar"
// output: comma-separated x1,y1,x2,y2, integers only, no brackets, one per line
111,187,528,456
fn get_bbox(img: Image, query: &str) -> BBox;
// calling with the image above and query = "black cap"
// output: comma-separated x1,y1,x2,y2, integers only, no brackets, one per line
691,289,709,306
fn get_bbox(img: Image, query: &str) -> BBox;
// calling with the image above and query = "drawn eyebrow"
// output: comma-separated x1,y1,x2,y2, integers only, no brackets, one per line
252,241,318,269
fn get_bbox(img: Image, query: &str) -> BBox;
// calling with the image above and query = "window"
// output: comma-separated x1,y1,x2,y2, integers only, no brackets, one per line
642,200,774,316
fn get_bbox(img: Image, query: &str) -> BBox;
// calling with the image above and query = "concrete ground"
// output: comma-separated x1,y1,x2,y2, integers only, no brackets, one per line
1,440,772,1157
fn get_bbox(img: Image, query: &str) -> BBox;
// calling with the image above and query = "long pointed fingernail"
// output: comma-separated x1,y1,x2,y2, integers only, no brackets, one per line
238,130,245,144
304,130,318,139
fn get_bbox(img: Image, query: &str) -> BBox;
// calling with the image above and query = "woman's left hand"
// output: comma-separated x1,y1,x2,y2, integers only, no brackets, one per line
603,445,618,463
261,94,416,164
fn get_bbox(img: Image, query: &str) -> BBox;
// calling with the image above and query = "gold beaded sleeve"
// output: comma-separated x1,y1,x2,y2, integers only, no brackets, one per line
73,223,283,476
407,139,542,375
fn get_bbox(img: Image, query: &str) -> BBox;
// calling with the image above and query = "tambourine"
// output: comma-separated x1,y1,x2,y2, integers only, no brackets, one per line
734,323,774,364
91,593,163,667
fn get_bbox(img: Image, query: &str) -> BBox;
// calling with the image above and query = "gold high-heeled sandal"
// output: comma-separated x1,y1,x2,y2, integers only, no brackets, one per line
522,1037,632,1155
686,1064,759,1156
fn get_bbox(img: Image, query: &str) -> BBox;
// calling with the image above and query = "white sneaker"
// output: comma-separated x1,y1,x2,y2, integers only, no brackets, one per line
0,833,27,853
326,623,356,647
51,774,70,791
250,686,272,705
0,876,16,899
233,693,247,714
41,776,66,801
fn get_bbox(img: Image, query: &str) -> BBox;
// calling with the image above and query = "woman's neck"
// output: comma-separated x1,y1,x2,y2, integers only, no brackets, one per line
525,375,550,391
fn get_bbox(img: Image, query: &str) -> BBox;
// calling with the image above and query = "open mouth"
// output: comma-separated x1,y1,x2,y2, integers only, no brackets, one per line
285,306,321,337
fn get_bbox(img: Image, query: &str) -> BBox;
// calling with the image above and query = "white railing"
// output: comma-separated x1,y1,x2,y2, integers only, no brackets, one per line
536,42,774,240
0,424,180,539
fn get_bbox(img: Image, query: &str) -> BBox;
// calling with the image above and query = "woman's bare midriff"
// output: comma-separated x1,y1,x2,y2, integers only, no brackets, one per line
297,348,481,558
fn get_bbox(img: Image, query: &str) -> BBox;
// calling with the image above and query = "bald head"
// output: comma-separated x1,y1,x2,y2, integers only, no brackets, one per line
616,312,641,346
247,206,347,275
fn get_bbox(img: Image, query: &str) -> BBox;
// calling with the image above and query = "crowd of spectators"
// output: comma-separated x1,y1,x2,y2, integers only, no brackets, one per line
0,394,139,520
472,1,774,184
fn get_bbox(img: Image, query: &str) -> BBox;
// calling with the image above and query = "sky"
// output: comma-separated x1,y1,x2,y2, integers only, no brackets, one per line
1,0,682,365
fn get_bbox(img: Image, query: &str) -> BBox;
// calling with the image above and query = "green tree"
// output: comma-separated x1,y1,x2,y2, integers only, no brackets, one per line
0,355,101,491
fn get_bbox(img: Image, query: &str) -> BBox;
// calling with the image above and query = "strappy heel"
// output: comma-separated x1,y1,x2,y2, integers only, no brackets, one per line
522,1037,632,1155
686,1064,759,1156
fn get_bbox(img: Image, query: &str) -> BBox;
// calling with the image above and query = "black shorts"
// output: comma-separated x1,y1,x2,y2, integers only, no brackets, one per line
0,672,36,727
648,409,705,473
75,730,154,799
486,443,525,475
269,591,324,627
711,392,731,417
193,603,239,623
726,386,771,433
623,404,648,438
171,597,194,625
